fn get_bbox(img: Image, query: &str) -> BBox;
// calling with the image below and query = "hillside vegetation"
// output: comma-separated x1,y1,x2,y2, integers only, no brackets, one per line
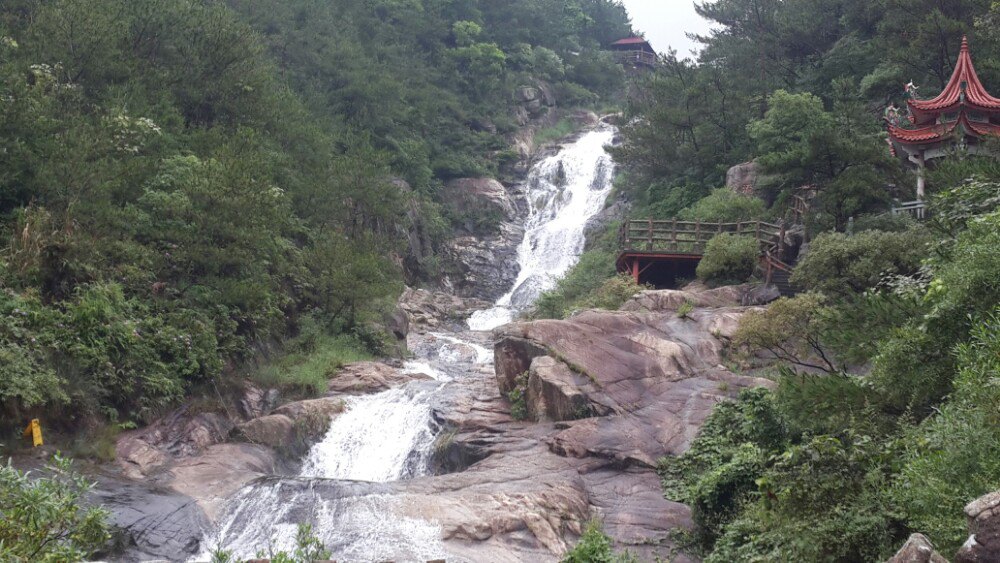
0,0,630,429
553,1,1000,560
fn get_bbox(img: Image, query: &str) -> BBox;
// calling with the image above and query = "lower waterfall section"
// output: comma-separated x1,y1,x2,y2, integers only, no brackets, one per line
300,386,442,482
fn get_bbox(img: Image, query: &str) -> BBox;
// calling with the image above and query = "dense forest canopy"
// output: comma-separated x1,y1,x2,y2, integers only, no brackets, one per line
612,0,1000,228
0,0,631,425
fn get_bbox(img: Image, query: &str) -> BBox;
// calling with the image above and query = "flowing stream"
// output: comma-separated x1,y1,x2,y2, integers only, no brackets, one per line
469,125,617,331
199,124,616,561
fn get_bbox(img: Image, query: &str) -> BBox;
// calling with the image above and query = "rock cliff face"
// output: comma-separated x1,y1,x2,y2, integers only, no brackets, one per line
407,286,777,559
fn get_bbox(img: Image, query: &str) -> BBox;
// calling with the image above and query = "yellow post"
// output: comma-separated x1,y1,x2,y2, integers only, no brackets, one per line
22,419,43,447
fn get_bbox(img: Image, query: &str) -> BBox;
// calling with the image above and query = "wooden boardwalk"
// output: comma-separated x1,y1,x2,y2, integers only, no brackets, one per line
616,219,793,288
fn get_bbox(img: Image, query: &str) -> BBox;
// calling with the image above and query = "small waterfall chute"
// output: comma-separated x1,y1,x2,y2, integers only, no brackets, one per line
469,125,617,331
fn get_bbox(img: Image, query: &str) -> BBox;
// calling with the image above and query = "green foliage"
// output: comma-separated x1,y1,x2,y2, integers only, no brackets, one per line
659,388,786,547
506,371,530,421
0,455,110,562
0,0,630,423
893,313,1000,553
679,188,769,223
562,519,638,563
676,300,695,319
733,293,840,373
791,228,932,296
216,522,332,563
696,234,758,286
252,332,372,398
534,118,578,147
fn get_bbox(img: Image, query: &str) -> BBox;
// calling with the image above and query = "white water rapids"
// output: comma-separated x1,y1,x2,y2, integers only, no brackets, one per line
468,125,617,331
198,124,616,561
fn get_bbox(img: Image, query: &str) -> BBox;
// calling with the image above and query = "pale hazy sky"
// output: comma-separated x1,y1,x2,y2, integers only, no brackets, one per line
618,0,713,58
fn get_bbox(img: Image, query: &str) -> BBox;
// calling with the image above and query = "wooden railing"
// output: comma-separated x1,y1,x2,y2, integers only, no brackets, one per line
613,50,658,67
891,200,928,221
619,218,796,286
619,219,784,255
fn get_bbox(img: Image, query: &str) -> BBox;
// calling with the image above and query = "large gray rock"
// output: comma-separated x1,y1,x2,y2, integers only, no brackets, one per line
956,491,1000,562
442,177,516,222
887,533,948,563
494,307,773,466
397,287,492,330
90,472,210,560
726,160,760,193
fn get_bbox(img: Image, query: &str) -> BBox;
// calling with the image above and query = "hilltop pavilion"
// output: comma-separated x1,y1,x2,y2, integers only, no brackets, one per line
886,36,1000,199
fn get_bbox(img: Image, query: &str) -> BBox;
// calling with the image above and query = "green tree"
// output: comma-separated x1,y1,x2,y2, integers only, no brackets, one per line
0,456,110,562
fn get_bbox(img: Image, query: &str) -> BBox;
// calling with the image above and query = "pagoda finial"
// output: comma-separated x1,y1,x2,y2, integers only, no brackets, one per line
961,35,969,53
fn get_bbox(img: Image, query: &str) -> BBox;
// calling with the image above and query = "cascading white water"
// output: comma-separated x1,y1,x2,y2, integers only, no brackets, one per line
198,124,616,561
300,386,441,482
468,125,617,331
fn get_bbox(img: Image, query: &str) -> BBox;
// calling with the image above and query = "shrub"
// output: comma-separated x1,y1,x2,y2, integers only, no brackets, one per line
892,313,1000,553
0,455,110,562
696,234,758,286
506,371,530,421
679,188,768,223
791,228,932,296
562,520,638,563
252,333,371,397
577,274,644,312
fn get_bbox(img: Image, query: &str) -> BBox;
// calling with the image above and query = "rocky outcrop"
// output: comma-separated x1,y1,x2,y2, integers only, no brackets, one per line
726,160,760,194
622,284,781,313
956,491,1000,562
442,177,517,224
888,534,948,563
329,361,431,394
397,287,492,330
494,308,772,467
234,397,345,456
446,223,523,299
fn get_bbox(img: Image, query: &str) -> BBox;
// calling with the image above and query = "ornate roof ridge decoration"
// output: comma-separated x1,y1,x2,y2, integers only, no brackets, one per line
907,36,1000,124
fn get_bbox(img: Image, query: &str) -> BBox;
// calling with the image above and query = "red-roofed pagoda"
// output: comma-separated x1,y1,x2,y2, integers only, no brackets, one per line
886,36,1000,198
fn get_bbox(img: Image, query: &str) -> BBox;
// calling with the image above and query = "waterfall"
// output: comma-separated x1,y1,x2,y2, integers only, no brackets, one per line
299,386,441,482
468,125,617,331
197,124,616,561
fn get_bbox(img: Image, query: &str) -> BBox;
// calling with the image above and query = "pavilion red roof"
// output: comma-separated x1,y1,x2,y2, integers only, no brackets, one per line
888,113,1000,146
612,37,650,46
908,36,1000,124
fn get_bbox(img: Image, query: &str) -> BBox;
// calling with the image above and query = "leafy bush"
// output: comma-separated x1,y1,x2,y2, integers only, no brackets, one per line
791,228,931,296
679,188,768,223
696,234,758,286
252,333,372,397
871,211,1000,414
892,313,1000,553
506,371,530,421
562,520,638,563
0,456,110,562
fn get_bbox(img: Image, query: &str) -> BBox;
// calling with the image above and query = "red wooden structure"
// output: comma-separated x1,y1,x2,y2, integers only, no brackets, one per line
609,37,657,68
617,219,791,288
886,36,1000,198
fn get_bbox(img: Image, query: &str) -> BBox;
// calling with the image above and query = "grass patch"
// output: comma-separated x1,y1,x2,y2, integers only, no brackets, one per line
534,118,577,147
252,334,371,397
